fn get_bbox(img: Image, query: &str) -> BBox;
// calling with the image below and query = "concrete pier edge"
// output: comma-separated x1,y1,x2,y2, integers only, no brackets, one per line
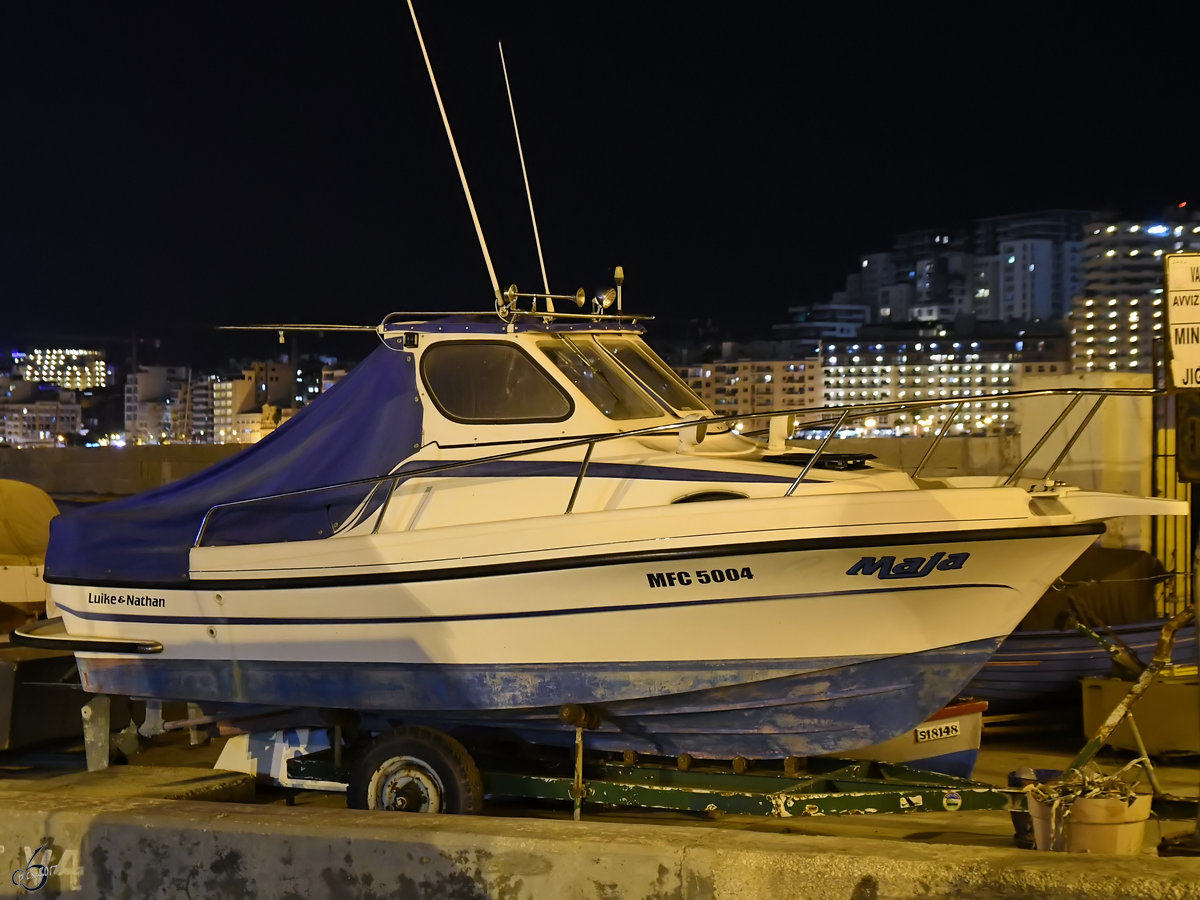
2,791,1198,899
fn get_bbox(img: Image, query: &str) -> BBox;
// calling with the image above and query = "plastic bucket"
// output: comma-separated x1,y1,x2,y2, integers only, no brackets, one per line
1008,768,1062,848
1028,793,1152,854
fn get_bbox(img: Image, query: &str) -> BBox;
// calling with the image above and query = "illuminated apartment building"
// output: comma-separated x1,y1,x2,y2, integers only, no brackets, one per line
1069,217,1200,372
820,325,1067,435
212,361,297,444
677,359,820,417
12,348,108,390
0,381,82,446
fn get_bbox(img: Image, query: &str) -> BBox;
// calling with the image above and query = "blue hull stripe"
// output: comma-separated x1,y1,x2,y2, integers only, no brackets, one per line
403,458,802,485
57,581,1010,628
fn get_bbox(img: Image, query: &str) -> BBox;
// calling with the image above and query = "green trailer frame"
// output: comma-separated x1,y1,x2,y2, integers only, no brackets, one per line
288,744,1020,819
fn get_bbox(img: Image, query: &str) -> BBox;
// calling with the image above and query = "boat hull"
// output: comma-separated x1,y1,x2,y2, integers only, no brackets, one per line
54,521,1103,759
967,617,1199,712
74,640,999,759
824,699,988,778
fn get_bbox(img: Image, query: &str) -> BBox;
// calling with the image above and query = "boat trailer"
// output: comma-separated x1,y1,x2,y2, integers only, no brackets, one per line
279,726,1019,820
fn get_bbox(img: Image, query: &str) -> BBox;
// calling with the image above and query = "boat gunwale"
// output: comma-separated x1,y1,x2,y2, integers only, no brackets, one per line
47,520,1107,592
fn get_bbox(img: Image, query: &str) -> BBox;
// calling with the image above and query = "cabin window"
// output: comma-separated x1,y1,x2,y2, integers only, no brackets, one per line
421,342,573,423
539,337,663,420
597,338,709,413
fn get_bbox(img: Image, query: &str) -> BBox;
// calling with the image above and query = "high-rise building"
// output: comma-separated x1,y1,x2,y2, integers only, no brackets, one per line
972,210,1092,320
183,374,219,443
1069,217,1200,372
124,366,190,444
12,348,108,390
831,210,1092,324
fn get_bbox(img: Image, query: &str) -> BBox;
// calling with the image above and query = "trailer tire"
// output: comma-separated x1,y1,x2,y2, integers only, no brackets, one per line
347,726,483,814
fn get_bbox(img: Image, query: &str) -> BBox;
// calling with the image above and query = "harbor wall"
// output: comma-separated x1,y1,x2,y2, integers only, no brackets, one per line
2,791,1197,899
0,446,244,500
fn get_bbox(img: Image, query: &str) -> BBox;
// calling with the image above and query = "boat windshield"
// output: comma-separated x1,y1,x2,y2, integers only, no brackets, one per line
538,336,664,420
597,337,709,413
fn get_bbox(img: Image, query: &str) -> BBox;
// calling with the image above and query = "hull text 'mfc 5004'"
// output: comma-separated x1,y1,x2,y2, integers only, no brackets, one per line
17,311,1187,761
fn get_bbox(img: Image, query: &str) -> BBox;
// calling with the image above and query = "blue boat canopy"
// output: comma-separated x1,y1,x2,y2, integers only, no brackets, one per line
45,344,422,586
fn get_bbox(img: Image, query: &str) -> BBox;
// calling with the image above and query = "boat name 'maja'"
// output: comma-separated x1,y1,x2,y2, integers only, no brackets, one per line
846,551,969,579
87,591,166,608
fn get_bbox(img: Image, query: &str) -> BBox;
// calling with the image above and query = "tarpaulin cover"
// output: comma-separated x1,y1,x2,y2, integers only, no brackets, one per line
0,479,59,565
44,344,421,586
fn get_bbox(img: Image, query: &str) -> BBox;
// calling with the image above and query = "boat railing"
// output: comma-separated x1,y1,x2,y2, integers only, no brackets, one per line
192,386,1164,548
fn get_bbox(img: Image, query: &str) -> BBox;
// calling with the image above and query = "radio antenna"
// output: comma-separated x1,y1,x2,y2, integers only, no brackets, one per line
406,1,500,304
499,42,552,313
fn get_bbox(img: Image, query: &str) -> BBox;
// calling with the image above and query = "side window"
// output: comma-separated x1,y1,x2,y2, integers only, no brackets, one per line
421,342,572,423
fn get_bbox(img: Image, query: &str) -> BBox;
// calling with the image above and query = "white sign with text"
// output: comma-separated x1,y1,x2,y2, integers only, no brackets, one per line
1166,253,1200,389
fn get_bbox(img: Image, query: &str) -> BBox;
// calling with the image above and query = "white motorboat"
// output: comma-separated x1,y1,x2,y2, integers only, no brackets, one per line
15,308,1186,764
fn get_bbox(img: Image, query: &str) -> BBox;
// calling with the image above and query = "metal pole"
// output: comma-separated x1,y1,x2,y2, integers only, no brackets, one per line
1193,547,1200,844
565,442,595,514
1043,396,1106,483
407,0,501,303
913,401,964,480
1004,393,1084,487
785,409,849,497
573,726,584,822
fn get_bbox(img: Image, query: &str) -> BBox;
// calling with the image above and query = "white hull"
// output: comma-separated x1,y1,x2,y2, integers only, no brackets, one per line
58,487,1106,670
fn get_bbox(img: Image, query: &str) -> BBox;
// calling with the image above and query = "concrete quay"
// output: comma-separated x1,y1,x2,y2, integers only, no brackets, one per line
1,788,1196,900
1,734,1198,899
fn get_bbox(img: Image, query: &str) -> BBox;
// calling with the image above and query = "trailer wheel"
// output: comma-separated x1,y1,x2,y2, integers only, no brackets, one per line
347,726,483,814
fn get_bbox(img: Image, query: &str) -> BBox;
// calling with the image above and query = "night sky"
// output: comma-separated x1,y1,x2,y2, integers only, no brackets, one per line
1,3,1193,366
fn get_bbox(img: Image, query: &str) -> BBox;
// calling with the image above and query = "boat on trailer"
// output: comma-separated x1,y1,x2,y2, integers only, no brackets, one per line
14,308,1186,771
11,4,1188,811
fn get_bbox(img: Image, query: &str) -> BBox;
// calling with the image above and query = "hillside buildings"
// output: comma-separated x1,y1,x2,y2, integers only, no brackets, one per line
674,208,1198,430
0,380,82,446
9,209,1197,446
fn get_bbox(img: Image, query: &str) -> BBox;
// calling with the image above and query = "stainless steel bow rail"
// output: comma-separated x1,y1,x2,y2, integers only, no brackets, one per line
193,386,1162,548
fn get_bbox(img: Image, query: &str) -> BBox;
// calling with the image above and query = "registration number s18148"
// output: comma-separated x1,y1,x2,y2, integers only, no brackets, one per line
915,721,961,743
